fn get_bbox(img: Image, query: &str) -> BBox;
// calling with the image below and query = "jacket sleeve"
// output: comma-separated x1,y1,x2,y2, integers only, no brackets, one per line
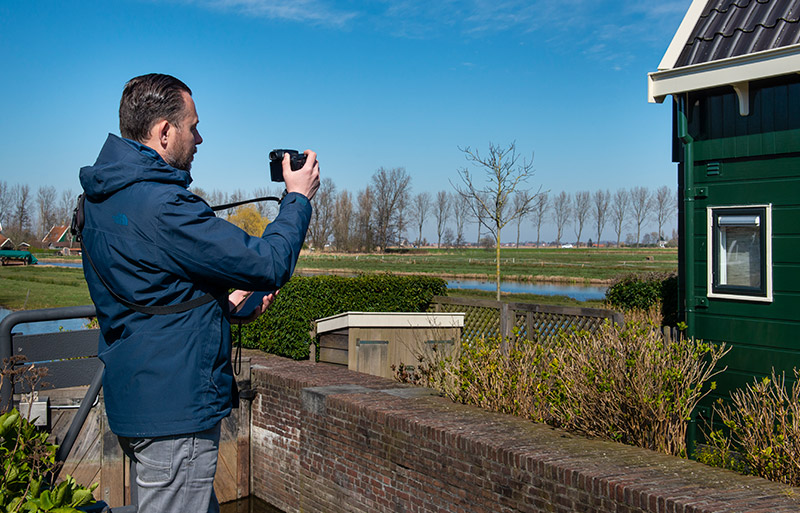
154,189,312,291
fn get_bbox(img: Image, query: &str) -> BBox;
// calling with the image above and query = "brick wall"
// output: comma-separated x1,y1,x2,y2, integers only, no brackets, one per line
249,355,799,513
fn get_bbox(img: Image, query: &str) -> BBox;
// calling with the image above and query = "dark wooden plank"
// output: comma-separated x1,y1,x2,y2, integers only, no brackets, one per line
319,333,348,351
13,330,99,360
319,348,348,366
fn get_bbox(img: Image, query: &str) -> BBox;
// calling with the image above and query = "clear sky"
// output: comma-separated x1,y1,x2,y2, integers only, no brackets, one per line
0,0,691,243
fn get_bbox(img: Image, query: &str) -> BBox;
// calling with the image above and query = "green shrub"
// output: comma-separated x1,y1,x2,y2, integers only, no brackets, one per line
233,274,447,359
0,409,98,513
605,272,678,325
697,369,800,486
401,318,728,457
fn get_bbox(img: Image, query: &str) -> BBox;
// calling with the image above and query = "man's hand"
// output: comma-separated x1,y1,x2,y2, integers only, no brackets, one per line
283,149,320,200
228,289,278,324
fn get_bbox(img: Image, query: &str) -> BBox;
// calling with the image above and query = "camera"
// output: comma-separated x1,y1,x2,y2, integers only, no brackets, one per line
269,149,307,182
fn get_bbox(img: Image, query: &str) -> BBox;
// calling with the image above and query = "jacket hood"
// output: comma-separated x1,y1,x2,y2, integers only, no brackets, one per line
80,134,192,200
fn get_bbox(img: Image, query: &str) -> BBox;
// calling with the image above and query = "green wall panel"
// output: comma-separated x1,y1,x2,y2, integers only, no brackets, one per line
692,313,800,351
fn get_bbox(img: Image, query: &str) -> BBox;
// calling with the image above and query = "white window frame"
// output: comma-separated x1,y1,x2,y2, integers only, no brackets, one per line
706,204,773,302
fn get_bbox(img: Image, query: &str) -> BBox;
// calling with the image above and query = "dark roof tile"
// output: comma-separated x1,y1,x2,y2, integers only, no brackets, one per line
676,0,800,67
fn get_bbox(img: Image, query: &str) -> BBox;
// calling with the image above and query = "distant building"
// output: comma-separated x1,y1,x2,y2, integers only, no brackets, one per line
0,234,13,250
42,225,81,255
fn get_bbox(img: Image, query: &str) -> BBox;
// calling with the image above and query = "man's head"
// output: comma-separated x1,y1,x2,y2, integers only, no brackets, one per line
119,73,202,171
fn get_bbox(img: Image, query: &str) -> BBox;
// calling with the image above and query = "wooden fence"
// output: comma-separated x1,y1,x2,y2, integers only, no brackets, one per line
428,295,624,342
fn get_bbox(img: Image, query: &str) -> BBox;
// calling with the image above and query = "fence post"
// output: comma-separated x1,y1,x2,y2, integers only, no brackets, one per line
500,303,511,354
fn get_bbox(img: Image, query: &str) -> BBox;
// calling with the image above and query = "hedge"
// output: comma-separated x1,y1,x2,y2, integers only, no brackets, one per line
604,272,678,325
232,274,448,359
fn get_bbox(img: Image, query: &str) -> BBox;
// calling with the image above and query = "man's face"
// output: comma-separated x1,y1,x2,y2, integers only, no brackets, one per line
165,91,203,172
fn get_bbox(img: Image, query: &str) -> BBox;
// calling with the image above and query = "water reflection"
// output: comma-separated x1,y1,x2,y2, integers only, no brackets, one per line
448,279,607,301
221,496,285,513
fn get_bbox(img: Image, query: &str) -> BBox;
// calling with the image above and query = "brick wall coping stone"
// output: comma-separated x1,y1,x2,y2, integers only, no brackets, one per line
249,353,800,513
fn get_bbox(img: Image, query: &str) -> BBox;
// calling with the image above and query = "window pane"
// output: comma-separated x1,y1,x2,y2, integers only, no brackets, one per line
719,224,761,288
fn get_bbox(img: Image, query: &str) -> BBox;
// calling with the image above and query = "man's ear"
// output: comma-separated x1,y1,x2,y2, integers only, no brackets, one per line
148,119,171,151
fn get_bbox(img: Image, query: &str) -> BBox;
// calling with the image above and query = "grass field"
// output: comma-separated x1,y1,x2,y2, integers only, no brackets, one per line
1,247,676,311
296,247,677,283
0,265,92,310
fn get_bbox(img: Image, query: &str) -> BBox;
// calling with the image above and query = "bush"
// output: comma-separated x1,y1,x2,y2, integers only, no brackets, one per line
233,274,447,359
605,272,678,325
400,317,728,457
0,409,99,513
696,369,800,486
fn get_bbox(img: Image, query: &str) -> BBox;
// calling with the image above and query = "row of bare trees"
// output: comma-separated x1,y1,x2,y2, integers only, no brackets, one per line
543,185,676,248
0,146,675,254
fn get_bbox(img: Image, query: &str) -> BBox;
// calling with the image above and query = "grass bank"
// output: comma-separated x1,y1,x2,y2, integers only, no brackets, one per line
296,247,677,283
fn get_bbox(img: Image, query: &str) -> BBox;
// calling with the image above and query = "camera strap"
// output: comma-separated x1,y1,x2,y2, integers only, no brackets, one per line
71,193,282,316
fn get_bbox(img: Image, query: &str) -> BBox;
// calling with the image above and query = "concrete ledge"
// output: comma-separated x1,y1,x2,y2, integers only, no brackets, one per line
250,355,800,513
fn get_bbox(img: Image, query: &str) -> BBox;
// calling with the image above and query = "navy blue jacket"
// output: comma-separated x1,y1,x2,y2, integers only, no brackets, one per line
79,134,311,437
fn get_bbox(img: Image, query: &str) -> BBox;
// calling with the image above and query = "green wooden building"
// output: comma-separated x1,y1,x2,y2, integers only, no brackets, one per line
648,0,800,408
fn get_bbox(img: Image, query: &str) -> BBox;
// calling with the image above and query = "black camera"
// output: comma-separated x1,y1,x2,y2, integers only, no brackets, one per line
269,149,307,182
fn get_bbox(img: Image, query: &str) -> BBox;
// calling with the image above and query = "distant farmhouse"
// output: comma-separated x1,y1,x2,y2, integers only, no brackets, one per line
649,0,800,407
42,225,81,255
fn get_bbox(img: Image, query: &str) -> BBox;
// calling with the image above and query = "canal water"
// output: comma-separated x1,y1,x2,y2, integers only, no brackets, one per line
0,307,90,334
37,262,607,301
220,496,284,513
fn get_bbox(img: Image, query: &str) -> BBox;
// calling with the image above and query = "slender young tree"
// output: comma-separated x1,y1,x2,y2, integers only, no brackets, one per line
411,191,432,247
572,190,591,246
629,186,653,247
450,191,470,247
531,191,549,247
592,189,610,247
451,142,537,300
610,188,630,247
552,191,571,245
434,191,450,248
654,185,674,241
356,187,375,252
512,190,534,248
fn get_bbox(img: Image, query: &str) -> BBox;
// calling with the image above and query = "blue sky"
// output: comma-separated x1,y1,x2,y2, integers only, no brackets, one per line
0,0,691,242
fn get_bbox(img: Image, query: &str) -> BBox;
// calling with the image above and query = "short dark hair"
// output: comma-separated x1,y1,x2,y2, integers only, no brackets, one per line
119,74,192,143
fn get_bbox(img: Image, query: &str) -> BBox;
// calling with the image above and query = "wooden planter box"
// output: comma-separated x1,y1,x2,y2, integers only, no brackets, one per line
314,312,464,379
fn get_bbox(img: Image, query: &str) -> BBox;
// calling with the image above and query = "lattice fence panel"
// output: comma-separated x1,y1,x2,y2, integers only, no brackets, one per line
431,302,500,341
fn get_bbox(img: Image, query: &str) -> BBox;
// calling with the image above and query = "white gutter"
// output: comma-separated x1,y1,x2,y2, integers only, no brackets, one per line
648,43,800,105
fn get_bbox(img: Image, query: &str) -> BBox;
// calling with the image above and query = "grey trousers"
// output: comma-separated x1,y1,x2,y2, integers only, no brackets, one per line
118,422,221,513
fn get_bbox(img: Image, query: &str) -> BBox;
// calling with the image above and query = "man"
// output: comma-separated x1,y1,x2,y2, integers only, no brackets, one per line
79,73,319,512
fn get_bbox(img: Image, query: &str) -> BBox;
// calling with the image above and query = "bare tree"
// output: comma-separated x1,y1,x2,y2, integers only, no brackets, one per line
654,185,674,241
58,188,76,227
572,190,591,246
433,191,450,248
371,167,411,251
512,190,535,248
451,142,537,300
332,190,354,251
450,192,470,247
355,187,375,252
36,185,58,239
308,178,336,250
629,186,653,247
0,181,10,231
474,194,487,245
592,189,610,247
410,192,432,247
531,191,548,247
552,191,571,246
9,184,32,243
610,188,630,247
251,186,281,220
